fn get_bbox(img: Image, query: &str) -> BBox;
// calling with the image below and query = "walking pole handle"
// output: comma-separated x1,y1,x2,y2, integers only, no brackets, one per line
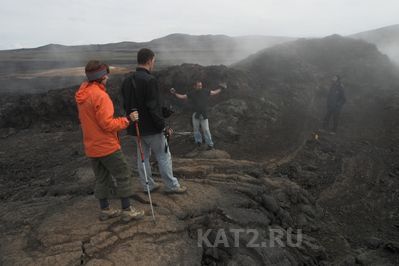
131,108,145,162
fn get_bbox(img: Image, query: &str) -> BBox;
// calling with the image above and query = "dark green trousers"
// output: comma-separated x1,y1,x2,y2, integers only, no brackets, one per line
90,150,134,199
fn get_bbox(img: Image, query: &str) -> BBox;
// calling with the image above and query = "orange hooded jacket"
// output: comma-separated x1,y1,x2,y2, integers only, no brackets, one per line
75,81,130,158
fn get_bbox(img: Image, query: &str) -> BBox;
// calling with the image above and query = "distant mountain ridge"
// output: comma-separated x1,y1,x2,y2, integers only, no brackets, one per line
0,34,294,68
1,24,398,78
23,33,294,52
350,24,399,65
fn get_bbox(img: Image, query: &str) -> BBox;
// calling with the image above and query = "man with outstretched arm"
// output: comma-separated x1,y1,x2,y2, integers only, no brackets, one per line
170,81,224,150
121,48,187,194
75,60,144,223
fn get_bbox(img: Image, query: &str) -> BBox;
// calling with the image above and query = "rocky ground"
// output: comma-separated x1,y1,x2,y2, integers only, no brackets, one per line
0,130,327,265
1,108,399,265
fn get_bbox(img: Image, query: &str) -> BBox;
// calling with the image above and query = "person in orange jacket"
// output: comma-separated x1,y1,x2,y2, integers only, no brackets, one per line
75,60,144,223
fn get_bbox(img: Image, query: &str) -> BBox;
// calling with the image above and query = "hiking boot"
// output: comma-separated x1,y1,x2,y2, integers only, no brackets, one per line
196,142,202,147
99,208,121,221
165,185,187,194
143,182,161,193
207,145,214,150
121,207,145,223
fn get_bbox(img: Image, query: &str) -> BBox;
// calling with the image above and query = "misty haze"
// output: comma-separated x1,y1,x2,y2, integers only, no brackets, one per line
1,1,399,265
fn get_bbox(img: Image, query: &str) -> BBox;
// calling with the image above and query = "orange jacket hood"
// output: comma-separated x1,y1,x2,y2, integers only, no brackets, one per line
75,81,105,104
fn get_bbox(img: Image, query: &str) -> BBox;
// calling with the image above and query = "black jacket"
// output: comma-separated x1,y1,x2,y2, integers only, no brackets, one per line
327,82,346,110
187,88,211,119
121,68,165,136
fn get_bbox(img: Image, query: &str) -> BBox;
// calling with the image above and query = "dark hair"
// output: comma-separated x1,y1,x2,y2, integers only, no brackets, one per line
137,48,155,64
85,60,103,72
85,60,109,82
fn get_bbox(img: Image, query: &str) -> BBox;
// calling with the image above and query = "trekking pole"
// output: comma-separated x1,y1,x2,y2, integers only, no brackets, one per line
133,117,156,224
162,104,174,153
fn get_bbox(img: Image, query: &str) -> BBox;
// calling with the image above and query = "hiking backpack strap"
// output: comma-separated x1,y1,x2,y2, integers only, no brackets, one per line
124,73,138,113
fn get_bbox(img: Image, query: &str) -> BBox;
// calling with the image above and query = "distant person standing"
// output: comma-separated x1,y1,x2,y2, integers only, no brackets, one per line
323,75,346,133
75,60,144,223
121,48,187,194
170,81,224,150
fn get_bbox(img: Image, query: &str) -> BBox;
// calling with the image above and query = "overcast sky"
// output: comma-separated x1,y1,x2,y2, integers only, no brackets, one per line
0,0,398,50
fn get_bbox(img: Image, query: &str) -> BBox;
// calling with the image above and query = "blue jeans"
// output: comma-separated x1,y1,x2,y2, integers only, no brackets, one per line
135,133,180,190
192,113,214,147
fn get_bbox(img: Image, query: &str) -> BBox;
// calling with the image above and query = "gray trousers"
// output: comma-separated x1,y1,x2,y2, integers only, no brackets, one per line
192,113,214,146
135,133,180,190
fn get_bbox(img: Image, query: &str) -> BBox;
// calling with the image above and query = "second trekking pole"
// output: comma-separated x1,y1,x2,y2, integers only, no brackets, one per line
134,119,156,224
